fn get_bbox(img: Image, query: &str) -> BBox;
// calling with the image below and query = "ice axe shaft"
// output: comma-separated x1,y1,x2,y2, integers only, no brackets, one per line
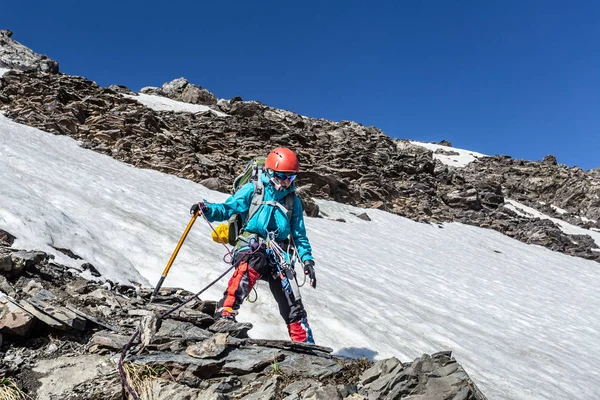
150,211,199,302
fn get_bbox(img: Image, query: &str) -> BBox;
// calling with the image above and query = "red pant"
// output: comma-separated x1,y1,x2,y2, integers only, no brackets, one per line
216,250,314,343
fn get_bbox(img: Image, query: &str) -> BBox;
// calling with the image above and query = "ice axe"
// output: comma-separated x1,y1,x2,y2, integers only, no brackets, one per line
150,211,199,302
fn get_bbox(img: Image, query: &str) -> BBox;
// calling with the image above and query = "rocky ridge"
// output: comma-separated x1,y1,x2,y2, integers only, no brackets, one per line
0,231,485,399
1,66,599,263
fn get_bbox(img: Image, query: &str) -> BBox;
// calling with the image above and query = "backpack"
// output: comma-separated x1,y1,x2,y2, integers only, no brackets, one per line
227,158,295,246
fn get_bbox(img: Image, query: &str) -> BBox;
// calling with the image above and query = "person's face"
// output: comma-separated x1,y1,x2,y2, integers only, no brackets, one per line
272,171,297,189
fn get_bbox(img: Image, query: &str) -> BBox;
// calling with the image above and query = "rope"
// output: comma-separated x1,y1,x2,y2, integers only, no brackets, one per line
290,244,307,287
246,286,258,303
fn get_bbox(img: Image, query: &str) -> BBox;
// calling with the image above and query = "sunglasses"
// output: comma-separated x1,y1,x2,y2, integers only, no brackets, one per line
273,171,297,182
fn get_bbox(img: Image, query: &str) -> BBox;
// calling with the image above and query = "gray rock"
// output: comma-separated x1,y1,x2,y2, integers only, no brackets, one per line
240,375,280,400
441,188,481,210
200,177,223,191
65,304,121,333
156,318,212,341
139,313,159,346
33,355,114,400
360,357,402,385
9,250,47,275
140,85,160,94
153,77,218,105
148,379,226,400
20,296,86,331
221,346,282,374
89,332,132,351
65,278,92,295
181,84,218,106
300,383,342,400
22,280,46,297
208,318,252,338
0,297,36,336
0,253,12,272
277,351,343,379
0,275,16,297
0,30,59,73
130,352,223,370
355,212,371,221
107,84,135,95
150,304,215,328
0,229,16,246
238,338,333,355
228,101,264,117
435,148,460,156
283,379,313,396
82,288,125,309
542,154,557,165
186,332,228,359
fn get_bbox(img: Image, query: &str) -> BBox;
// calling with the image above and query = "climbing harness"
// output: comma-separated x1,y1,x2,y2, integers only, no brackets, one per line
265,232,302,300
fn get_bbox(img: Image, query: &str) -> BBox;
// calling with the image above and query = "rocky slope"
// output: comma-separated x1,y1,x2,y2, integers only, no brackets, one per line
0,29,599,399
0,230,486,400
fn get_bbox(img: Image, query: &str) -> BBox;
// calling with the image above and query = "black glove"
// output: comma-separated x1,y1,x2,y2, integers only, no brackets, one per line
190,201,208,215
303,260,317,289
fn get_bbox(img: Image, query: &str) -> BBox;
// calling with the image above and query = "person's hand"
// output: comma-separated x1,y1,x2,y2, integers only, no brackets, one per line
190,201,207,215
303,260,317,289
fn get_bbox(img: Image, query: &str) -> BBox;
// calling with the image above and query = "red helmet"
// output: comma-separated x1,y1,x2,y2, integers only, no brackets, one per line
265,147,299,172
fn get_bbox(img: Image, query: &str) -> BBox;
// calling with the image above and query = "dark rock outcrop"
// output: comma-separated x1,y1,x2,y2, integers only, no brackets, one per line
141,77,218,105
0,30,58,73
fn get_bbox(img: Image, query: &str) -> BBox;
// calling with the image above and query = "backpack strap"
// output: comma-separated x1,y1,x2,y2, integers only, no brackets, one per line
261,192,295,221
243,182,297,241
284,192,295,221
247,179,265,224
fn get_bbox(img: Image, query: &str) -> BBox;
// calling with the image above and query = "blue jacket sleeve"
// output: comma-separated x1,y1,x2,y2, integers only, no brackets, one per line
202,183,255,222
290,195,314,263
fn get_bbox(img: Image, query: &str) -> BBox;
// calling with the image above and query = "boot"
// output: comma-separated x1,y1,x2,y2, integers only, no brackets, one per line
287,317,314,344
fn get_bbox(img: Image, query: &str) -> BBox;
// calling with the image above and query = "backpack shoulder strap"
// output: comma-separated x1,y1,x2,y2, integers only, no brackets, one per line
247,179,265,223
261,192,296,220
284,192,295,221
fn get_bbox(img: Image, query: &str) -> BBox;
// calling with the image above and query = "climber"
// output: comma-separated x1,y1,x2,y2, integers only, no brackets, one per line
190,147,317,343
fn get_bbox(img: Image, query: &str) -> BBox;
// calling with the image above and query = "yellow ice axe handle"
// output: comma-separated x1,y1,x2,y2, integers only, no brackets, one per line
150,211,199,301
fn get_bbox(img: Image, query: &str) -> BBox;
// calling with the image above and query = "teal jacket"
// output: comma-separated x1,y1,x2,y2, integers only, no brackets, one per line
202,173,314,262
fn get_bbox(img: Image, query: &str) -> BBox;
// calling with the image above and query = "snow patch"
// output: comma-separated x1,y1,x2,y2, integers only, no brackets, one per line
0,67,11,76
124,93,229,117
550,204,567,214
504,199,600,247
409,141,486,167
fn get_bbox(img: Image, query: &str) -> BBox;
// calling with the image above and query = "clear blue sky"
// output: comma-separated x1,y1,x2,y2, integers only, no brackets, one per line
2,0,599,169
